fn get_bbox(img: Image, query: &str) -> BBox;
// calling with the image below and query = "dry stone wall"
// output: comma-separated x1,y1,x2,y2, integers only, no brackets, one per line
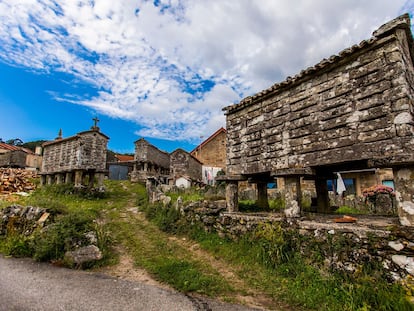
179,200,414,283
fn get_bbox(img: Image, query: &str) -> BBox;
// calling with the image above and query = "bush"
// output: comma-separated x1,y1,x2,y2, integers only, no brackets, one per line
32,213,95,262
0,234,33,257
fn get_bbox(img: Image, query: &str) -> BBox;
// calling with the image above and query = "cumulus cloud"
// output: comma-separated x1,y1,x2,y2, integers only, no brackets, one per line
0,0,410,142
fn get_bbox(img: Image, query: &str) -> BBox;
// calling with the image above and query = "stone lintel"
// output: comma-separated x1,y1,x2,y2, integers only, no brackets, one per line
368,156,414,168
271,167,315,177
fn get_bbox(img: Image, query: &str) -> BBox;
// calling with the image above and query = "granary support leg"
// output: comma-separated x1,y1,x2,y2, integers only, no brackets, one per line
315,177,330,213
392,166,414,227
46,174,54,185
65,172,72,184
74,170,83,187
96,173,105,188
40,175,46,186
226,181,239,212
56,173,64,185
87,171,95,189
284,176,301,217
256,181,269,209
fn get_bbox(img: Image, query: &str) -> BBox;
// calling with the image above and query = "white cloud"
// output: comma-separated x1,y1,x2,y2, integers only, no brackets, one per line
0,0,410,141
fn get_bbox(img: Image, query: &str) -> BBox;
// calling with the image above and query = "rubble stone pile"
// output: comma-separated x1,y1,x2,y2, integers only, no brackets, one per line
0,168,37,194
0,204,50,236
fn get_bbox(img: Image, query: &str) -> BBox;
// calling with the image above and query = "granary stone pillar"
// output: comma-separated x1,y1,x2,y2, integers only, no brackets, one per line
392,166,414,227
87,171,95,189
65,172,73,184
74,170,83,187
46,174,54,185
40,175,46,186
96,172,105,187
226,181,239,212
256,181,269,209
315,177,330,213
55,173,64,185
284,176,301,217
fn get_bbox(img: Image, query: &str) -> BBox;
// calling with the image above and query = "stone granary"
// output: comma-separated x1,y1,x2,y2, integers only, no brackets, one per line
130,138,170,184
222,14,414,227
40,122,109,188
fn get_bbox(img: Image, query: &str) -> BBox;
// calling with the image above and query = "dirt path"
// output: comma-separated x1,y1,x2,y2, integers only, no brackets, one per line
98,192,288,311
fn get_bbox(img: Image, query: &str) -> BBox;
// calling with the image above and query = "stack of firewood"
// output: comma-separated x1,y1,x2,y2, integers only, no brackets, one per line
0,168,37,194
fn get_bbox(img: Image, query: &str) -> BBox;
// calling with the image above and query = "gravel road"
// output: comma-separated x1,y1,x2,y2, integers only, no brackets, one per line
0,255,262,311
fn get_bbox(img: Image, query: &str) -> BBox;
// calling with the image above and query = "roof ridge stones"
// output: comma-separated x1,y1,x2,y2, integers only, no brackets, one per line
223,13,412,114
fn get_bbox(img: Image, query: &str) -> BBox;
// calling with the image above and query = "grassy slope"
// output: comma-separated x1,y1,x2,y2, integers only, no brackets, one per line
1,180,413,311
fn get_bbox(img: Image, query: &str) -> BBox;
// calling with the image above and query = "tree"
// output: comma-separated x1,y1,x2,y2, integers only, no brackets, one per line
6,138,24,146
22,140,47,152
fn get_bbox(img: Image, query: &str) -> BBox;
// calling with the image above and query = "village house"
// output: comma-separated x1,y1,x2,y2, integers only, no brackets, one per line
40,121,109,188
0,143,42,171
191,127,226,185
222,14,414,227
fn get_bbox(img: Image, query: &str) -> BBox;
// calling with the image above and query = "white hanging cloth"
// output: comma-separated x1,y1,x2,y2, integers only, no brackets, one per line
336,172,346,196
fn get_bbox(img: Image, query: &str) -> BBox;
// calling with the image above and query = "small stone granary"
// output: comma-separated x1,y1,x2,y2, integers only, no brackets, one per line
223,14,414,226
40,120,109,188
130,138,170,183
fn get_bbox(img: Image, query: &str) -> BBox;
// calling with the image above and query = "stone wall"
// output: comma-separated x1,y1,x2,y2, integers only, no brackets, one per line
170,149,202,182
178,200,414,283
191,128,227,169
0,150,27,168
224,14,414,175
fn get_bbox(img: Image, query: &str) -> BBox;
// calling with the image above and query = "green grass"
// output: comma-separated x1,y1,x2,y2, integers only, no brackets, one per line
145,201,413,311
335,205,368,215
1,181,413,310
107,208,233,296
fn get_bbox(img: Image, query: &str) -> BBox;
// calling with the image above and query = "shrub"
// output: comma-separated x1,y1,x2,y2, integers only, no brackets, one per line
32,212,95,262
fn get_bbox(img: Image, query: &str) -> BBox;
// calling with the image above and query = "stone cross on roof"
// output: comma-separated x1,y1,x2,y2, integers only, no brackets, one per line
91,117,100,131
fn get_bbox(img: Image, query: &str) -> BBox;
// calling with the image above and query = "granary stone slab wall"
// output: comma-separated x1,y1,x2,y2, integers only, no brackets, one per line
224,14,414,175
134,138,170,168
131,138,170,182
223,14,414,225
42,130,109,174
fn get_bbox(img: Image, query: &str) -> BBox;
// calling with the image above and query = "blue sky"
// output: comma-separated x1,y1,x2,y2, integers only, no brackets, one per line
0,1,413,154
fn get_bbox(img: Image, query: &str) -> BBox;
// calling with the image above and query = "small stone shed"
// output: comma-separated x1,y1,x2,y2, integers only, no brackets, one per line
40,126,109,188
170,148,202,187
222,14,414,227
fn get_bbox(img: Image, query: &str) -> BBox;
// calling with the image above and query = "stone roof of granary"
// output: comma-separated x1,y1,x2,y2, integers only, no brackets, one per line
223,13,413,114
42,129,109,147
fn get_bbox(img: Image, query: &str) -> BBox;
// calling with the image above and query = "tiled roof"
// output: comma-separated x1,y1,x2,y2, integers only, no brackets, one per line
0,143,34,154
115,154,134,162
191,127,226,154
